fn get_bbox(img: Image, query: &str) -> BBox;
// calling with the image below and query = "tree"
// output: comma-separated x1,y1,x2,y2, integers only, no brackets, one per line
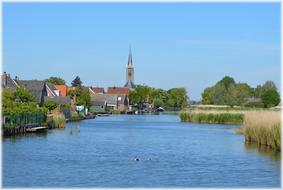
13,87,36,103
129,85,151,111
71,76,82,87
46,77,66,85
217,76,235,90
261,90,280,108
202,87,214,104
262,81,277,92
76,88,92,109
43,100,57,113
167,88,188,109
68,88,91,109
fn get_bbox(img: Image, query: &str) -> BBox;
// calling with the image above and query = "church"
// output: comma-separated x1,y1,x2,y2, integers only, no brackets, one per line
124,48,135,89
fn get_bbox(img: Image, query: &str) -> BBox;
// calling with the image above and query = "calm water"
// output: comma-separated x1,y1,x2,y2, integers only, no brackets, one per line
3,114,281,187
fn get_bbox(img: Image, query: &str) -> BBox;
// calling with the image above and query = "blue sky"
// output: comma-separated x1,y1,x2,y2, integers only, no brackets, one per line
3,3,280,100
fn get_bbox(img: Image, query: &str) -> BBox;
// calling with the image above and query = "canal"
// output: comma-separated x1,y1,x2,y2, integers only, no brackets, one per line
3,114,281,187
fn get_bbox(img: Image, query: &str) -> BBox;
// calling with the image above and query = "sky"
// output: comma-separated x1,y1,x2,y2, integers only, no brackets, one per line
3,3,281,100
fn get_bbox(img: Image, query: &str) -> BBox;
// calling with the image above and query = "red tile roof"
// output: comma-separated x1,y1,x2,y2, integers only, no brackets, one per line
90,87,105,94
107,87,130,95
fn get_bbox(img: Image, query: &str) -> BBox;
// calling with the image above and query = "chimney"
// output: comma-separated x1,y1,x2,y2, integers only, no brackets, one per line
2,72,7,87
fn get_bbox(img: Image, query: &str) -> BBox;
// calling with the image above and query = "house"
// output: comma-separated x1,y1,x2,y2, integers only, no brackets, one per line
55,85,68,96
91,94,118,111
16,80,48,106
46,83,60,96
2,72,18,89
90,93,129,112
89,87,105,94
44,96,71,105
90,101,107,113
107,86,130,95
117,94,129,112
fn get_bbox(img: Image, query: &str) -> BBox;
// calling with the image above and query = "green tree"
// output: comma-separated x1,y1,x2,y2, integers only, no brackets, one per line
129,85,151,110
13,87,35,103
167,88,188,109
46,77,66,85
43,100,57,113
261,89,280,108
76,88,92,109
71,76,82,87
68,88,91,109
201,87,214,104
262,81,277,92
217,76,235,90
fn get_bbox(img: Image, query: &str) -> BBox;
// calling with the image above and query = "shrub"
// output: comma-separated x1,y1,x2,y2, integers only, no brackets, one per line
52,114,66,128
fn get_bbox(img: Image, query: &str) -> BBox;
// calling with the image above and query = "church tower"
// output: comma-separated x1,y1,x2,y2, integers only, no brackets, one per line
124,48,135,88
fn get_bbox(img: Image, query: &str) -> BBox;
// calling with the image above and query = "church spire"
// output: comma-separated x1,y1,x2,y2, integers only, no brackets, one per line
128,46,133,66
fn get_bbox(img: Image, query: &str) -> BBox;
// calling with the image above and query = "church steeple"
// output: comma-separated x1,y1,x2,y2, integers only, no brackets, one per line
128,47,133,66
124,47,135,88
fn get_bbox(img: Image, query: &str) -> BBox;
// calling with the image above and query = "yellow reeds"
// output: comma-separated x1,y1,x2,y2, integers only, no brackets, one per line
243,111,281,151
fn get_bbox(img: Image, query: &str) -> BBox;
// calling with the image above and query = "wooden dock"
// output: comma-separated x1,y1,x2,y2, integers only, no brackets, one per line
26,126,48,133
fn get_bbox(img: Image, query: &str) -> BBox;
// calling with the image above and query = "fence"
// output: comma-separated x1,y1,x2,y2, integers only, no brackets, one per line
3,112,47,128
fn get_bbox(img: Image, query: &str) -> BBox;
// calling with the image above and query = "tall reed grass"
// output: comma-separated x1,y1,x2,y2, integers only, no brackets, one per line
243,111,281,151
180,112,243,124
52,114,66,128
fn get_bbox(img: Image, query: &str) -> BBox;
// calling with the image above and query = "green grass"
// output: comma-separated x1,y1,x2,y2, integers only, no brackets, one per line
180,112,244,124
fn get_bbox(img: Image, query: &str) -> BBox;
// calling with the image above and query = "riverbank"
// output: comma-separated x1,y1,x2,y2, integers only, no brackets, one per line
180,109,281,151
241,111,281,151
180,112,243,124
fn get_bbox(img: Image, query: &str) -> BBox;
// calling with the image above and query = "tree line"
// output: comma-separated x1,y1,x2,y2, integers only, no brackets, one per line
129,85,189,111
201,76,280,108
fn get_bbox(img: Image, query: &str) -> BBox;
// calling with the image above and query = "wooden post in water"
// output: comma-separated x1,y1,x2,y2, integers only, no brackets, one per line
77,126,80,133
70,128,73,135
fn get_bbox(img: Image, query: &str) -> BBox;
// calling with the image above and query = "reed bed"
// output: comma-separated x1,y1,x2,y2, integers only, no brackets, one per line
180,112,243,124
243,111,281,151
52,114,66,128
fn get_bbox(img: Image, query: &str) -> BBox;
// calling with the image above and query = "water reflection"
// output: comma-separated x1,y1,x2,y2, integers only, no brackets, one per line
244,142,281,161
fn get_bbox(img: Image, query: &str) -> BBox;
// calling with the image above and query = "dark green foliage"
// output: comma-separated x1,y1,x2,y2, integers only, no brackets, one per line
60,103,70,110
43,100,57,113
201,76,279,108
68,88,91,109
46,77,66,85
129,85,189,110
71,76,82,87
13,87,36,103
180,112,243,124
167,88,188,109
2,88,47,129
261,90,280,108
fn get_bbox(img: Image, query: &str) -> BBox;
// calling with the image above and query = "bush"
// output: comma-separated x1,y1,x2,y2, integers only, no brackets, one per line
52,114,66,128
261,90,280,108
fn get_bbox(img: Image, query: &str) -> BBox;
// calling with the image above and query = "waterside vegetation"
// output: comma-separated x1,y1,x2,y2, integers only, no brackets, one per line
242,111,281,151
180,112,243,124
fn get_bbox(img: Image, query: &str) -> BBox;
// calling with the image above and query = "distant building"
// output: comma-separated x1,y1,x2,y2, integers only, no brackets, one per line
2,72,18,89
90,93,129,112
124,48,135,89
55,85,68,96
107,86,130,95
89,87,105,94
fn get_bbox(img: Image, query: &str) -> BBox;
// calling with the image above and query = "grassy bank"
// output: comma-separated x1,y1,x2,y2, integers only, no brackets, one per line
180,112,243,124
242,111,281,151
